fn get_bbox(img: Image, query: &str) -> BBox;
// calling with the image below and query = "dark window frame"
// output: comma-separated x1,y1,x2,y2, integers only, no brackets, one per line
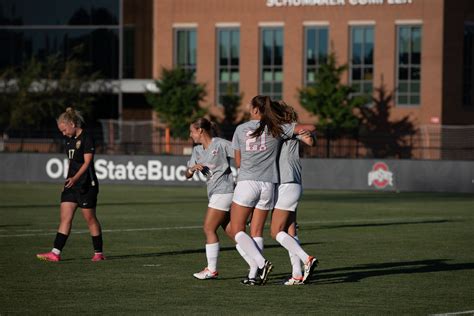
463,22,474,107
396,24,422,106
304,25,329,87
216,27,240,106
259,26,284,100
173,27,197,74
349,25,374,97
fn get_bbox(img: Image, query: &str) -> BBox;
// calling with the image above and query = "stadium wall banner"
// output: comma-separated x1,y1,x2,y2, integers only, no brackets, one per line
0,153,473,193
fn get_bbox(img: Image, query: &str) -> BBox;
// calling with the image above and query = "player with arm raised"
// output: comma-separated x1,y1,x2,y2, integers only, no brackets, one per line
270,101,318,285
186,118,235,280
230,95,309,285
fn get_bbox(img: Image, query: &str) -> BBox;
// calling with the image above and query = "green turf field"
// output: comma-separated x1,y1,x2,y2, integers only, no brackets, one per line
1,183,473,315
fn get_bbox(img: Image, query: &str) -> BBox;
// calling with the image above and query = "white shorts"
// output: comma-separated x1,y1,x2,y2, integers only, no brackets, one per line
274,183,302,212
232,180,275,210
208,193,233,211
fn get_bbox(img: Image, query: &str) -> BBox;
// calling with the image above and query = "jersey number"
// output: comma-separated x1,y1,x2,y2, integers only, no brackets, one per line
68,149,75,159
245,131,267,151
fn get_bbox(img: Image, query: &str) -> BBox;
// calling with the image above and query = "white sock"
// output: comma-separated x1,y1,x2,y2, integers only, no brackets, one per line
52,248,61,255
205,242,219,272
252,237,264,254
276,231,310,263
235,231,266,268
236,244,258,279
289,236,303,278
251,237,264,277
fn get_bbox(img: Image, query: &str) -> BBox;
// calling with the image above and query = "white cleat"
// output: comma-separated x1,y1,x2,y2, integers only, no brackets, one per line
284,277,304,286
303,256,319,283
193,268,218,280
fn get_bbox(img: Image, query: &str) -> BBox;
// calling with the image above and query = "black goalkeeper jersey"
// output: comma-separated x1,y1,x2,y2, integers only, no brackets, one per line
65,130,98,189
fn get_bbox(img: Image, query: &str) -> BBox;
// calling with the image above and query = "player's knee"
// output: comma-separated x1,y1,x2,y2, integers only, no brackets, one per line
84,215,98,226
203,225,216,236
230,225,244,238
270,225,285,240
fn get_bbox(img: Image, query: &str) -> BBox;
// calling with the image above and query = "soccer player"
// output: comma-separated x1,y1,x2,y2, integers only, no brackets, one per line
230,95,309,286
37,107,105,262
186,118,235,280
270,101,319,285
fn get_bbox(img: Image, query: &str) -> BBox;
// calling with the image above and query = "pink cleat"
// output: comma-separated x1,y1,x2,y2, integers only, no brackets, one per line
37,251,61,262
91,253,106,262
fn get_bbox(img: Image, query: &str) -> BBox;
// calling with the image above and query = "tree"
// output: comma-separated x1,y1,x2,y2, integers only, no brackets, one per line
219,85,245,139
146,67,207,139
358,82,416,158
0,52,101,133
298,52,367,137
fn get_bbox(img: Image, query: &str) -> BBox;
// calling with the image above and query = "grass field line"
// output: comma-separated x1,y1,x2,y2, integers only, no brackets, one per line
0,215,464,238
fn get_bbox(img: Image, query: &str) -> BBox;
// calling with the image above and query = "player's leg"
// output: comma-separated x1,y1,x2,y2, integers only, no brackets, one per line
37,201,77,262
271,183,318,283
237,208,266,282
271,209,304,284
193,206,228,280
81,207,105,261
286,212,303,283
230,202,262,283
79,185,104,261
249,208,269,253
230,202,256,255
231,181,273,284
249,179,276,254
230,182,254,238
240,181,274,284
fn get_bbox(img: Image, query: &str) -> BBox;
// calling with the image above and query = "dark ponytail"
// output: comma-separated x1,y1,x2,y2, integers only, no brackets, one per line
191,117,220,137
249,95,283,138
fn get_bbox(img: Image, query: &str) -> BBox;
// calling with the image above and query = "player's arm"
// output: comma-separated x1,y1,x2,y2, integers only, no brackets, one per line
298,129,316,147
294,124,316,134
185,166,194,179
186,163,205,178
65,153,93,188
234,149,241,168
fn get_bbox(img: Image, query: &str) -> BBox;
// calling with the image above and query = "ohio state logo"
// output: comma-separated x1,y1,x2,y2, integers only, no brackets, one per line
368,162,393,189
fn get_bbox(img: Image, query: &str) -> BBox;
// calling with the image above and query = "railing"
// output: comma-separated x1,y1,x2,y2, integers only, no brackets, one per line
1,124,474,160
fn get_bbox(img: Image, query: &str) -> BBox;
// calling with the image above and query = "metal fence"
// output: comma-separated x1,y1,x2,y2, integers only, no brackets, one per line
1,121,473,160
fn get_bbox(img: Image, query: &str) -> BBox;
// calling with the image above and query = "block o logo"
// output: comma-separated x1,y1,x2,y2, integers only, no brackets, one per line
368,162,394,189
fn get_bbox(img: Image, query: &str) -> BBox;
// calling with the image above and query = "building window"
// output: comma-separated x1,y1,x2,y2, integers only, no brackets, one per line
304,26,328,87
0,0,120,78
174,28,196,74
396,25,422,106
463,23,474,107
0,0,119,26
0,28,119,78
217,28,240,106
260,27,283,100
123,26,135,78
350,26,374,96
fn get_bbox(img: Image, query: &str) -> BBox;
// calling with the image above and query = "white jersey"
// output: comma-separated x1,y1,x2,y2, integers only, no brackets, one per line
232,120,294,183
187,137,235,199
278,136,302,184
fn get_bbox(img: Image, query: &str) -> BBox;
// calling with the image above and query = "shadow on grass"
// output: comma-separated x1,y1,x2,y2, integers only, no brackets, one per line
284,259,474,285
0,224,32,228
0,198,208,209
301,219,453,230
60,242,322,263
